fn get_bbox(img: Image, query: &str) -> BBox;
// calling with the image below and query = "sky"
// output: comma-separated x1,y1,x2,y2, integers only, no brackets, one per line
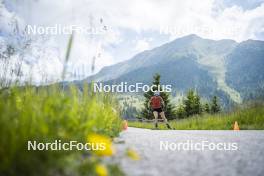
1,0,264,82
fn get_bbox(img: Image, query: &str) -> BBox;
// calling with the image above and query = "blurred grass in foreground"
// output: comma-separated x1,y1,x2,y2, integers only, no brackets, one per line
0,84,124,176
129,103,264,130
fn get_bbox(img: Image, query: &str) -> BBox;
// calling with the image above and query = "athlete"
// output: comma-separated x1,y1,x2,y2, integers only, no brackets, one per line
148,91,172,129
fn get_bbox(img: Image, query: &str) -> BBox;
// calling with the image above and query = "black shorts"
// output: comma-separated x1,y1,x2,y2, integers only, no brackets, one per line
152,108,163,113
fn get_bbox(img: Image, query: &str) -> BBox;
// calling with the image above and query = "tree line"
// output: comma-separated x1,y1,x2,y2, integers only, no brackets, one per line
141,74,221,120
175,89,220,119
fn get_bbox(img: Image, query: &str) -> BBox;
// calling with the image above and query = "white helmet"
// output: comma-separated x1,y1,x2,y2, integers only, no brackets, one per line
154,91,160,96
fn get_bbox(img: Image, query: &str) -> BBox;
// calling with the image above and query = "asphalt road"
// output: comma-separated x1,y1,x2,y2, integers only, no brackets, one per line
115,127,264,176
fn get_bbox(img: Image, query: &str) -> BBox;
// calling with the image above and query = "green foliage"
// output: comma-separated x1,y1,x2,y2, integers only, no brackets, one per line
176,104,186,119
175,90,221,119
210,96,221,113
141,73,176,120
62,33,74,80
121,101,139,119
0,84,123,176
183,89,202,117
129,102,264,130
204,103,210,113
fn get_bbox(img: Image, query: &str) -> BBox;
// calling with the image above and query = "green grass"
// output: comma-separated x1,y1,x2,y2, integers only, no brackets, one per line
128,103,264,130
0,84,124,176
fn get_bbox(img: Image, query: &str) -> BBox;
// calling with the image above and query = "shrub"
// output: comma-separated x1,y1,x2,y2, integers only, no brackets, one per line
0,84,123,176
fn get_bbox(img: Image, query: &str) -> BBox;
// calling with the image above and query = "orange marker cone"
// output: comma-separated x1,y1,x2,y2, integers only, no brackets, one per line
233,121,240,131
123,120,128,130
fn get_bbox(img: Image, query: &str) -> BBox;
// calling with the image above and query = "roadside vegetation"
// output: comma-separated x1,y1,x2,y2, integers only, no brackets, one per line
0,33,126,176
129,102,264,130
0,84,125,176
134,73,264,130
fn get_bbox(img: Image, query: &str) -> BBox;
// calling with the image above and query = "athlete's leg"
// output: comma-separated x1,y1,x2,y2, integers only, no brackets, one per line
153,111,158,128
160,111,168,123
160,111,172,129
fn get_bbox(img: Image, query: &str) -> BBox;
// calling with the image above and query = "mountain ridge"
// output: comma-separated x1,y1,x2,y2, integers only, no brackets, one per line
83,34,264,105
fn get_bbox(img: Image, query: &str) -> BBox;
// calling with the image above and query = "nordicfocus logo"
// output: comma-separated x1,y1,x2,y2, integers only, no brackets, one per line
93,82,172,93
160,140,238,151
27,140,105,151
26,24,107,35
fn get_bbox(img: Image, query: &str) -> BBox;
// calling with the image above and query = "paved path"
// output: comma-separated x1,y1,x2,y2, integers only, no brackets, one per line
115,127,264,176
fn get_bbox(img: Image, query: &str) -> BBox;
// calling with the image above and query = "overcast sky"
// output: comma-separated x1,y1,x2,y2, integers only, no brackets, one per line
1,0,264,81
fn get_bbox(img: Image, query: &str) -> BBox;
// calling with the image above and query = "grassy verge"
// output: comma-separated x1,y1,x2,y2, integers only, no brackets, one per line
128,103,264,130
0,84,124,176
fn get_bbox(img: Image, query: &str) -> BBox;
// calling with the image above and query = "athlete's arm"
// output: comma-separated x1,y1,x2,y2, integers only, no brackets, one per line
148,97,152,108
160,96,165,108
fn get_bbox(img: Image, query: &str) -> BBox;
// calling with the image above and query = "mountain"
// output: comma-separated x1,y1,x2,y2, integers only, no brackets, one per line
226,40,264,100
83,34,264,107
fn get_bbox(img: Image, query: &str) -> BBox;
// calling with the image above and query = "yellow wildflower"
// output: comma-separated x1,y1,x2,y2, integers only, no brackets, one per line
87,133,115,156
95,164,108,176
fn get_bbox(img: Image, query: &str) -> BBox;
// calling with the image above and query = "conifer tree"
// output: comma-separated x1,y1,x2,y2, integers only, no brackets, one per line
183,89,202,117
193,93,202,114
176,103,186,119
210,96,221,113
204,103,210,113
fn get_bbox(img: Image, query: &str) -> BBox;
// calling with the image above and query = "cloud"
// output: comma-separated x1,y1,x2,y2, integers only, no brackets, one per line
1,0,264,82
134,39,150,52
73,0,264,42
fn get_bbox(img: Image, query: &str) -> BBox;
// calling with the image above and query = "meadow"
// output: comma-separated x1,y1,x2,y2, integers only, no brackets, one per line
128,102,264,130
